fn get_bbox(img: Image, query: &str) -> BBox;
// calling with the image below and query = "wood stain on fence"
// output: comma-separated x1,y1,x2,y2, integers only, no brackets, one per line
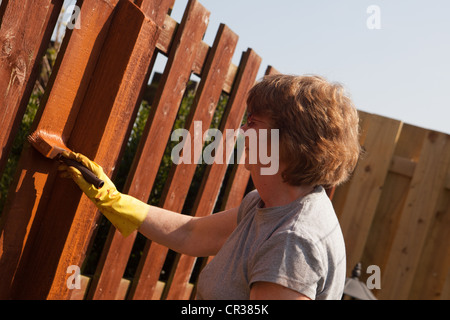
0,0,449,300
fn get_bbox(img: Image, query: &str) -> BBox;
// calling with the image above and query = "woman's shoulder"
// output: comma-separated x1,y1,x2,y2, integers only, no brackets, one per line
237,189,261,223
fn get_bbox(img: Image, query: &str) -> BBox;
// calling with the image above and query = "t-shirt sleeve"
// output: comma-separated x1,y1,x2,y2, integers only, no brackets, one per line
248,230,323,300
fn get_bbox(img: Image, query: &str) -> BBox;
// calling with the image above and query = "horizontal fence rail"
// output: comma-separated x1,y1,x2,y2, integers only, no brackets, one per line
0,0,448,300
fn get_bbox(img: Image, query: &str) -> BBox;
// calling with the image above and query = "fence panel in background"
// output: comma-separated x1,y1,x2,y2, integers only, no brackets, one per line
332,111,450,300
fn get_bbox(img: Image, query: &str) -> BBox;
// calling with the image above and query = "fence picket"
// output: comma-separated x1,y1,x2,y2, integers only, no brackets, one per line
85,0,176,300
125,0,211,299
360,123,427,293
0,0,63,175
335,112,403,275
381,131,450,299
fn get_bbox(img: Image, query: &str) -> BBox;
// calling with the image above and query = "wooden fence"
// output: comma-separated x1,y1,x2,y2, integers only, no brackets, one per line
0,0,448,300
334,112,450,300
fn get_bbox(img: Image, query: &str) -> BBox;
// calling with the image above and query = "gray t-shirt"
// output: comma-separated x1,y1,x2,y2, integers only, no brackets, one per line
196,186,346,300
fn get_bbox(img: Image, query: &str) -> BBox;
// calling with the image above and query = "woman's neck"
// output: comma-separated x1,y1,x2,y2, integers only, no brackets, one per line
251,169,314,208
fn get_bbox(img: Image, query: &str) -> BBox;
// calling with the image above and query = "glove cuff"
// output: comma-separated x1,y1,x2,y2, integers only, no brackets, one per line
98,193,149,237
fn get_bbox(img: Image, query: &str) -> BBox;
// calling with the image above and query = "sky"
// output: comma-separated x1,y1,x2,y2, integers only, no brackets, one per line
56,0,450,134
168,0,450,135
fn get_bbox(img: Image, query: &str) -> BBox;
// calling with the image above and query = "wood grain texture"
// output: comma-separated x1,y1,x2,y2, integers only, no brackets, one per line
337,112,402,275
1,0,159,299
381,131,450,299
85,0,207,300
122,0,211,300
0,0,62,175
0,0,120,299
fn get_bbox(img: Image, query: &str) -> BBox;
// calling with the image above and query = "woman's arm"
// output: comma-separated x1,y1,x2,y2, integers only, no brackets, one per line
138,206,239,257
250,282,311,300
57,151,239,256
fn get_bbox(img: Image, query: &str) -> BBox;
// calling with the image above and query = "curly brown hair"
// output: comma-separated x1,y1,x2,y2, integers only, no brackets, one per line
246,74,361,188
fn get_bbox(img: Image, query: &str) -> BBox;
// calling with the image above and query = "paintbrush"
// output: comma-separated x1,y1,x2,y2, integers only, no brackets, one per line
27,131,104,189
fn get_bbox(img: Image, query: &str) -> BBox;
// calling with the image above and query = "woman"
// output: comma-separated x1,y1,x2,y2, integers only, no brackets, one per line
59,74,361,300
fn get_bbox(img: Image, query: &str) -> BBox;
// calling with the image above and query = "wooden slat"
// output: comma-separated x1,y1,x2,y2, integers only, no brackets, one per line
218,65,279,212
0,0,121,299
138,0,175,25
50,1,160,300
69,275,91,300
155,14,177,53
381,131,450,299
220,150,251,211
88,0,210,300
360,124,427,293
83,0,175,301
0,0,62,175
409,181,450,299
115,278,131,300
158,23,237,213
196,65,276,277
164,49,262,300
336,112,402,276
153,281,166,300
4,1,160,299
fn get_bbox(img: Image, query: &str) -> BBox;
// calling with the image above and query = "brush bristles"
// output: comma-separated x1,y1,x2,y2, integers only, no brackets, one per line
27,131,69,159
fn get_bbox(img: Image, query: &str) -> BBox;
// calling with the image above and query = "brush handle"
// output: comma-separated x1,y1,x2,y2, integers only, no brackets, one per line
62,158,105,189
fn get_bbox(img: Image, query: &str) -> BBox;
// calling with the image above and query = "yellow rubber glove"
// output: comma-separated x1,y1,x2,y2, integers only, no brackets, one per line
58,151,148,237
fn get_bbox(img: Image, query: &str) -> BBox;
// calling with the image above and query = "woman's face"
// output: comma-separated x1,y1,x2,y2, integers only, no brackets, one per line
241,112,280,176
